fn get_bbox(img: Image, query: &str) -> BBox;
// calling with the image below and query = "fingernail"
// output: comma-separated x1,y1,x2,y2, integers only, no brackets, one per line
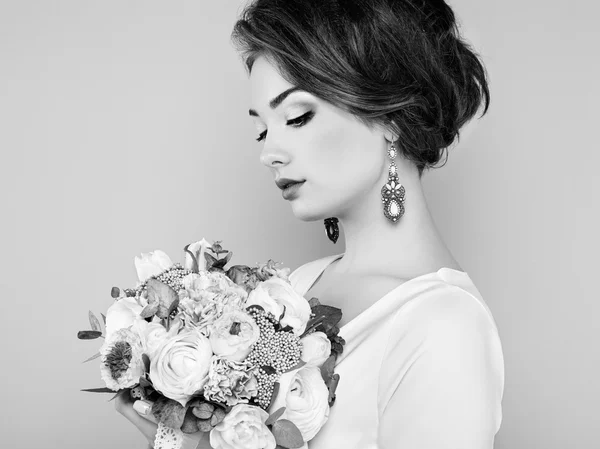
133,399,152,415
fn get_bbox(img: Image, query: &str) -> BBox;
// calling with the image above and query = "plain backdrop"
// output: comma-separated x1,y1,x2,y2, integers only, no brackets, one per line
1,1,598,448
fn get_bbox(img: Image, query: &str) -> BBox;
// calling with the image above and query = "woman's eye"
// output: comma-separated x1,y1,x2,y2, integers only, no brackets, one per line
287,111,315,127
256,130,267,142
255,111,314,142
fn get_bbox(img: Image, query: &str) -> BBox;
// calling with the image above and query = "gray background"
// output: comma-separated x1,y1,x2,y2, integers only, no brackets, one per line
0,1,598,448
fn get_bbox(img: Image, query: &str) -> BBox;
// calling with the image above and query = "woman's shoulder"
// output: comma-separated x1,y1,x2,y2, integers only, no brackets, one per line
384,272,504,365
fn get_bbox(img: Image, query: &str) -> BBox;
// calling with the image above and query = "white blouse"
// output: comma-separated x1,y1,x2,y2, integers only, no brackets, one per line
289,253,504,449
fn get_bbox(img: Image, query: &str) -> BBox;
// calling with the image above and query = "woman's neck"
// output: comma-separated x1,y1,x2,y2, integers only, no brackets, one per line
333,163,460,278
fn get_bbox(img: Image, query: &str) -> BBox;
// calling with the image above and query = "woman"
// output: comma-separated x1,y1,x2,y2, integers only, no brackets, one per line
117,0,505,447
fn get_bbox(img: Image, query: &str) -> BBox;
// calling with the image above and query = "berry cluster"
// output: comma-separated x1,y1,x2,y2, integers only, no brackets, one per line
246,306,302,409
131,263,193,297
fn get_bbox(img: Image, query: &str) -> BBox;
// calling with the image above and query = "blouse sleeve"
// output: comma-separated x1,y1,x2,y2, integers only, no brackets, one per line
377,286,504,449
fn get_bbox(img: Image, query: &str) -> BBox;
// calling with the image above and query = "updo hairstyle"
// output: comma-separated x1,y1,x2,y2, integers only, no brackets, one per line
232,0,490,175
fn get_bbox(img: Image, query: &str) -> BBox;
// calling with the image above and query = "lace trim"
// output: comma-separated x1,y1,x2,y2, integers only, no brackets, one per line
154,421,183,449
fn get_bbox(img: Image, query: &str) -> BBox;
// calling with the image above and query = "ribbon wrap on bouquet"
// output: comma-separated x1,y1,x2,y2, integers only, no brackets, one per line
154,422,202,449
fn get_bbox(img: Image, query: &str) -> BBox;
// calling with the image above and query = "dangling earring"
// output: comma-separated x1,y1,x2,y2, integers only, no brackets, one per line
381,141,406,223
324,217,339,243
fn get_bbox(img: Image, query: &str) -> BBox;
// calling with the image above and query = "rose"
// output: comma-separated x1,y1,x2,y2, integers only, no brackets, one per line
131,318,168,359
245,277,311,336
209,404,276,449
134,250,174,282
268,365,330,441
300,331,331,367
104,297,144,341
149,326,213,406
209,309,260,362
184,238,213,272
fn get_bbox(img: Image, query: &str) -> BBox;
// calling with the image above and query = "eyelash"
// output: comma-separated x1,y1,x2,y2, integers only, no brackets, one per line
256,111,315,142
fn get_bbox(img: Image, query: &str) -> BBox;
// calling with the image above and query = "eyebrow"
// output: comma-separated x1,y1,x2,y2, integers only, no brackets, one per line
248,87,302,117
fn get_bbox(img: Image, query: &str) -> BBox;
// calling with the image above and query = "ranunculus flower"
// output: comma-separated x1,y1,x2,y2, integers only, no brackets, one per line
184,238,213,272
209,404,276,449
268,366,330,441
204,357,258,406
209,309,260,362
104,297,144,341
99,327,145,391
245,277,311,336
134,250,173,282
300,331,331,367
149,326,213,406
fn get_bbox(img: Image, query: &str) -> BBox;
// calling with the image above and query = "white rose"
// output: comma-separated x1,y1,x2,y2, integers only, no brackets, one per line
184,238,213,272
131,318,168,359
134,250,174,282
209,404,276,449
268,366,330,441
209,310,260,362
300,332,331,367
105,297,144,341
245,277,311,336
149,327,213,406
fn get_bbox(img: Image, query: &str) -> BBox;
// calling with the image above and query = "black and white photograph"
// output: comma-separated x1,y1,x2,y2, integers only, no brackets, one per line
1,1,597,448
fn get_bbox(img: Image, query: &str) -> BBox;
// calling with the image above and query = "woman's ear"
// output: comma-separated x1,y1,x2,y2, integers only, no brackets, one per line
378,120,398,143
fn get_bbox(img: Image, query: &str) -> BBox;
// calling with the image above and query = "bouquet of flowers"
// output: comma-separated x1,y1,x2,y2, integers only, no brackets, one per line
78,239,345,449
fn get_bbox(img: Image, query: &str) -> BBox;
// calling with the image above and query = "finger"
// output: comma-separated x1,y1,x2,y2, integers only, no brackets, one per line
133,400,158,424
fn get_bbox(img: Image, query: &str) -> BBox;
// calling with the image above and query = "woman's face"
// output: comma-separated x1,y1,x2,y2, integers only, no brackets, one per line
248,55,389,221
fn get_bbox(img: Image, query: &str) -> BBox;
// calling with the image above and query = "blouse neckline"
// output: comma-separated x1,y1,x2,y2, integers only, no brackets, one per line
301,252,471,338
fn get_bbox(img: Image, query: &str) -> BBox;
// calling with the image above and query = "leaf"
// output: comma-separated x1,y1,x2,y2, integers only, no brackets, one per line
152,396,187,429
111,287,121,298
327,373,340,406
142,353,151,374
222,251,233,265
167,298,180,316
145,279,179,319
319,355,336,383
268,381,280,409
139,376,153,389
81,387,117,393
82,352,101,363
88,311,101,332
265,407,286,426
261,365,277,376
279,304,287,322
204,252,218,270
272,419,305,449
77,330,102,340
101,313,107,325
140,303,159,319
281,360,306,374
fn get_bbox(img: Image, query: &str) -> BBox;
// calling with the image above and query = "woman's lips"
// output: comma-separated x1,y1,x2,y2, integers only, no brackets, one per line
281,181,305,200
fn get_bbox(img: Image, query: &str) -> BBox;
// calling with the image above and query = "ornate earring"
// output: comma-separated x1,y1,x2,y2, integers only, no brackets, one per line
381,141,406,223
324,217,339,243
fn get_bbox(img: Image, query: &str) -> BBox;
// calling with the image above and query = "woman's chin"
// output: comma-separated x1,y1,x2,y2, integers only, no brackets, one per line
290,202,329,223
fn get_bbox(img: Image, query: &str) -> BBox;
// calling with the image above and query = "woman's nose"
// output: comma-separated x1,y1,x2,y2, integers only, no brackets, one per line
259,139,290,168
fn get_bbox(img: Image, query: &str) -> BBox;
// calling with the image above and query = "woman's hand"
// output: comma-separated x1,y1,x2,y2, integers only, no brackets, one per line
114,390,212,448
115,390,159,445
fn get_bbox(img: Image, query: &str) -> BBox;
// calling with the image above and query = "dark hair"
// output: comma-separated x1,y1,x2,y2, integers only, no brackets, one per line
231,0,490,176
